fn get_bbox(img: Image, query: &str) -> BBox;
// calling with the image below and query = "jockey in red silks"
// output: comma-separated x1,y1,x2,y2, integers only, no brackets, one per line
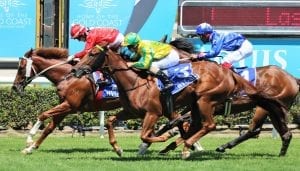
69,23,124,61
69,23,124,85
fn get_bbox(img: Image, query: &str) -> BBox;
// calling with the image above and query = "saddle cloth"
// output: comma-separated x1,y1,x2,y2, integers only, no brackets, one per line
234,67,256,86
158,62,199,95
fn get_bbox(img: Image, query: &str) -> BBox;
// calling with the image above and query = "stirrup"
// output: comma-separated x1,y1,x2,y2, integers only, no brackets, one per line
162,83,174,92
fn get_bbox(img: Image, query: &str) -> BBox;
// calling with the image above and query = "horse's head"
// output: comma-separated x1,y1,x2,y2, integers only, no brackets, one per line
12,48,36,95
72,45,109,77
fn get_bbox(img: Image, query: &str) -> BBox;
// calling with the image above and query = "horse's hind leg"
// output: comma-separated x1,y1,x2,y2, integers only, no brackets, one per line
216,107,267,153
106,115,123,157
268,109,292,156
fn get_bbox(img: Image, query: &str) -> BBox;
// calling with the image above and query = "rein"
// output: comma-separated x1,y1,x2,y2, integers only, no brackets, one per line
22,56,69,85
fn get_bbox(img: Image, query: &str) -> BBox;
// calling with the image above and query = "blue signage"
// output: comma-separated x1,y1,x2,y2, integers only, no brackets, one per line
69,0,178,54
69,0,135,54
0,0,36,60
190,38,300,78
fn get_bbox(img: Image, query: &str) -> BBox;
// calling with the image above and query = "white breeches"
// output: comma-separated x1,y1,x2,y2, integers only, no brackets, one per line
222,39,253,64
151,49,180,70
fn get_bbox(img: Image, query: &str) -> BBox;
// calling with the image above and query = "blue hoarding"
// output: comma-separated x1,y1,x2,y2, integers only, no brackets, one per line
69,0,178,54
0,0,36,60
191,38,300,78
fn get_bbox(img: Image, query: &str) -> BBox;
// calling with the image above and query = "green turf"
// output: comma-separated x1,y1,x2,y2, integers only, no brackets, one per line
0,132,299,171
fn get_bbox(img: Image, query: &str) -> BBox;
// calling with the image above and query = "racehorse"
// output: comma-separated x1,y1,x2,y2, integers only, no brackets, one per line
162,39,300,155
11,47,122,154
74,45,291,159
12,47,191,156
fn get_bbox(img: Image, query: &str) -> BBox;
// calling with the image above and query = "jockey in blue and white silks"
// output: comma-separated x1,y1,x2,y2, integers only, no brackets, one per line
196,22,253,69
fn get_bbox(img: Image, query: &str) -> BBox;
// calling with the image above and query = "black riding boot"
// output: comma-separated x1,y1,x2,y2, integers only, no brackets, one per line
155,70,174,115
156,70,174,91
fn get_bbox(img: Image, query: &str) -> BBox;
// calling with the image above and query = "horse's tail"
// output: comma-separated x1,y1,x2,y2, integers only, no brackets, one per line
231,71,288,112
169,38,194,54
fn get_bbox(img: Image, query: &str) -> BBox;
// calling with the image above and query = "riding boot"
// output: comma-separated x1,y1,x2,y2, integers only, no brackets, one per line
155,70,174,115
96,79,111,87
155,70,174,91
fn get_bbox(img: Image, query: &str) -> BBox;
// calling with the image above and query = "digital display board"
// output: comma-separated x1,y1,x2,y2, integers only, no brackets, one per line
182,7,300,26
178,0,300,35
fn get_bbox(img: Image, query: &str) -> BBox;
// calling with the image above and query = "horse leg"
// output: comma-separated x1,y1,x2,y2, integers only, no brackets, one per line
22,114,67,154
268,108,292,156
106,115,123,157
216,107,267,153
182,98,216,159
21,102,72,154
26,120,43,147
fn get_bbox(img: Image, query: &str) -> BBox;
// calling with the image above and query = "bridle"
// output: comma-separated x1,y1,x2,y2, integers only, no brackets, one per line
19,56,69,87
93,45,149,92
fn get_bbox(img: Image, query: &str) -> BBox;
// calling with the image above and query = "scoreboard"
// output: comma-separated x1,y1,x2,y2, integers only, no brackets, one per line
178,0,300,35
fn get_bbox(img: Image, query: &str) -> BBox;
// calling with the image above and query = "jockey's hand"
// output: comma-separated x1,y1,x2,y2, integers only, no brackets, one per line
197,52,206,59
67,55,75,61
126,62,134,68
68,57,80,65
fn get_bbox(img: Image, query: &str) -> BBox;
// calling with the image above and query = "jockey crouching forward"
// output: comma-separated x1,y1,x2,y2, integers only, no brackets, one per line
122,32,180,113
195,23,253,69
69,23,124,85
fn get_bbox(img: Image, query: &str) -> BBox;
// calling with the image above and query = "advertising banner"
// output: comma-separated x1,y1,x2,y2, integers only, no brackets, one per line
0,0,36,60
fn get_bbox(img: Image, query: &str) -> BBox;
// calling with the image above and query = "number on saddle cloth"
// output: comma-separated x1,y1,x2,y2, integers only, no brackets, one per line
159,63,199,95
234,67,257,86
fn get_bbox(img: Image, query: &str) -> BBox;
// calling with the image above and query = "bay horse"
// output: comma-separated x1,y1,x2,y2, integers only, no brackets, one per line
75,45,291,159
12,47,122,154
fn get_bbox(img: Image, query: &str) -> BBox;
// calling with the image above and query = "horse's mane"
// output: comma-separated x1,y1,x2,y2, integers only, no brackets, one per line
169,38,194,53
34,47,69,59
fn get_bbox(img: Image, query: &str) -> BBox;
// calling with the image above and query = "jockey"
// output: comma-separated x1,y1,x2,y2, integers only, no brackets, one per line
122,32,180,92
121,32,180,114
195,22,253,69
69,23,123,86
68,23,124,61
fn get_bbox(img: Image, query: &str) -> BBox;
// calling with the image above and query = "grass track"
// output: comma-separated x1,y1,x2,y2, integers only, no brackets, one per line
0,132,299,171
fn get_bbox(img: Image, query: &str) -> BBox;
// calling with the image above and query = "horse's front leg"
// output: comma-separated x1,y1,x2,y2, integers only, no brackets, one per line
26,120,43,147
182,99,216,159
106,115,123,157
22,102,72,154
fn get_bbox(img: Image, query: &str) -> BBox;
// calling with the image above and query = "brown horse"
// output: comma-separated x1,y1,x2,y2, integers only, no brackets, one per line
12,47,200,156
11,47,121,154
159,65,300,155
215,65,300,153
75,46,291,159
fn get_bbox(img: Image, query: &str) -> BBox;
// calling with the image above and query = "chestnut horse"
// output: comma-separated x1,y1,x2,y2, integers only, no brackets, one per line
74,46,291,159
12,48,121,154
12,47,191,156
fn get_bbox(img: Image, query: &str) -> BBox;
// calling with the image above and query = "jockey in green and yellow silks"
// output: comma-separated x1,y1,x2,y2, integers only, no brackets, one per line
122,32,180,92
129,40,173,69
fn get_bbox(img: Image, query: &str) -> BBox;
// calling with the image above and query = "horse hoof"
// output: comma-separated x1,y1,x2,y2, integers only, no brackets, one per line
115,148,123,157
181,151,191,160
158,149,170,155
215,147,225,153
21,148,32,155
192,142,204,152
137,142,149,156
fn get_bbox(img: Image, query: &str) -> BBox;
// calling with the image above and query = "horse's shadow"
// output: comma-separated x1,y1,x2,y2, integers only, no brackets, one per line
41,148,110,154
42,147,278,161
